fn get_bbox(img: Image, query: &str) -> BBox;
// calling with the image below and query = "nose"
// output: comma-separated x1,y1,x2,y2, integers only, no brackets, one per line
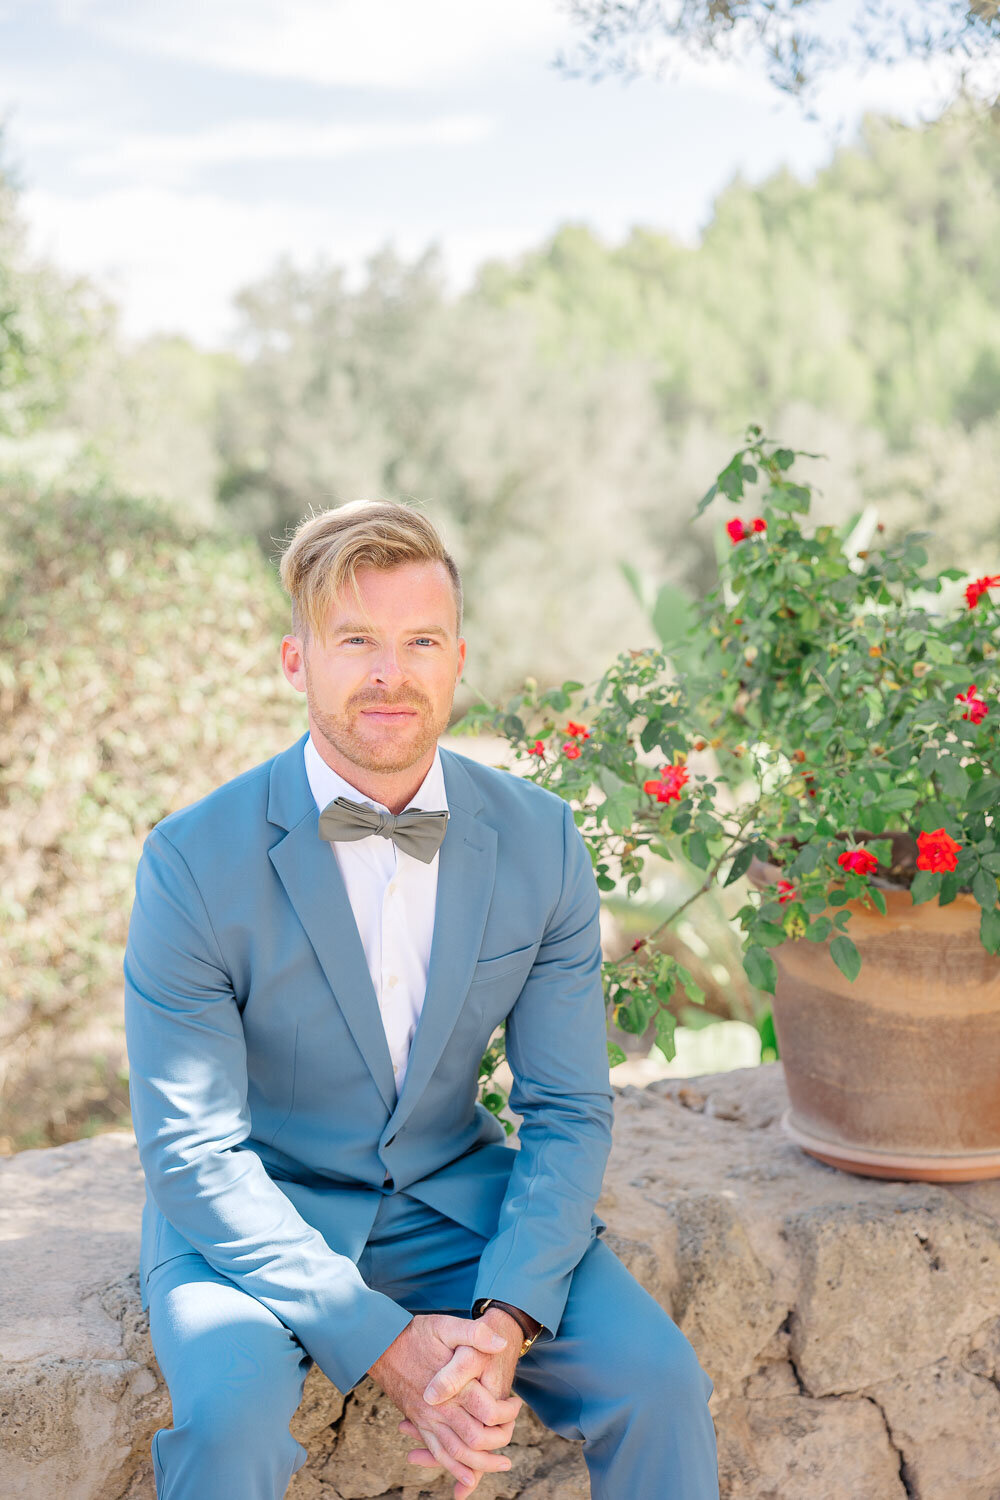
370,648,406,688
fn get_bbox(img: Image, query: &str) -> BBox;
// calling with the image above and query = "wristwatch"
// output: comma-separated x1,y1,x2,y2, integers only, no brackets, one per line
473,1297,542,1357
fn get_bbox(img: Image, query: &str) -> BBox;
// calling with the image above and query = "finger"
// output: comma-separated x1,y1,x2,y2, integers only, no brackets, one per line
423,1345,487,1406
429,1398,515,1454
398,1418,440,1467
434,1315,508,1356
458,1378,523,1428
419,1416,513,1479
413,1422,479,1492
405,1446,441,1469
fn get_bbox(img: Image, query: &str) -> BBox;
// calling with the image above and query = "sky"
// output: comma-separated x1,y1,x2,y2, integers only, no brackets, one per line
0,0,984,346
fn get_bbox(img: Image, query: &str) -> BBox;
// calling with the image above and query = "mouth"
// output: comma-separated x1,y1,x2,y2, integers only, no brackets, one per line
360,707,419,721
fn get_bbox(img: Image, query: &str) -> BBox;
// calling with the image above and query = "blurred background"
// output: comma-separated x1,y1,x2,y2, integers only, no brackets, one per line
1,0,998,1150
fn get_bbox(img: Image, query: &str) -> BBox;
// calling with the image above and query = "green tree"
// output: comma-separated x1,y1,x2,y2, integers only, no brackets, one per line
556,0,999,103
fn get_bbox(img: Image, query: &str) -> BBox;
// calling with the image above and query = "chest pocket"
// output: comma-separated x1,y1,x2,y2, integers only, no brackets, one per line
469,942,538,988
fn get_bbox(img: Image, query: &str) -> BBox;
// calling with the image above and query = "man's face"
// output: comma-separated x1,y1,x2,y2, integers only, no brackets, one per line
282,559,466,777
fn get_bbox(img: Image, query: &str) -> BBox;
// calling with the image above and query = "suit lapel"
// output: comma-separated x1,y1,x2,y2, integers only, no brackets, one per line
266,737,498,1129
267,734,397,1112
385,752,497,1139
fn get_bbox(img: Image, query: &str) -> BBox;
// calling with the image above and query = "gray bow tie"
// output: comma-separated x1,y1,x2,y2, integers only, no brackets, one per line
318,796,449,864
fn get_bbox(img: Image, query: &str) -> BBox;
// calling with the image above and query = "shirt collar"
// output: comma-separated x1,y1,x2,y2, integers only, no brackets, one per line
304,733,448,817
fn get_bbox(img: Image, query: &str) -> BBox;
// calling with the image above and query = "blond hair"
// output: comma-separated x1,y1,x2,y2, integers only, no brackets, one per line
278,500,463,643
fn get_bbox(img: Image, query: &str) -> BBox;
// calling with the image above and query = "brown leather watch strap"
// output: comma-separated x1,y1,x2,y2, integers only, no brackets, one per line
474,1298,542,1352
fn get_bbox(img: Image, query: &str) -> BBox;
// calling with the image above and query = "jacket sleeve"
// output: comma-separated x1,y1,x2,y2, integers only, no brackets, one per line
123,827,412,1393
470,797,615,1341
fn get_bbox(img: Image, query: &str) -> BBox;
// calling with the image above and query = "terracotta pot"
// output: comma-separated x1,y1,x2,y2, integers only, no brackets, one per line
749,853,1000,1182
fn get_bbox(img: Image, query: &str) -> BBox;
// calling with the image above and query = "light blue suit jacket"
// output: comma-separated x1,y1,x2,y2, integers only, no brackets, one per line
123,732,614,1394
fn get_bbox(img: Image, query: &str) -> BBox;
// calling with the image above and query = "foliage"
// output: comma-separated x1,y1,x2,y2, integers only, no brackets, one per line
0,144,104,439
0,482,302,1151
556,0,1000,103
215,245,656,695
462,428,1000,1116
474,104,1000,449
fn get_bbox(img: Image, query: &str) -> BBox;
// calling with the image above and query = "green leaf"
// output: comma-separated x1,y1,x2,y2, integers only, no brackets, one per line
695,481,719,517
687,831,711,870
980,852,1000,875
640,718,663,753
968,778,1000,814
924,638,953,666
789,843,822,876
756,1007,780,1060
652,583,696,650
868,886,887,916
607,1042,628,1068
880,788,919,811
917,801,950,831
981,907,1000,956
724,844,754,887
938,872,960,906
830,935,861,982
938,759,970,800
909,870,939,906
654,1008,677,1061
754,920,786,948
618,559,650,613
805,916,833,942
743,945,777,994
596,766,636,834
973,868,999,911
774,449,795,471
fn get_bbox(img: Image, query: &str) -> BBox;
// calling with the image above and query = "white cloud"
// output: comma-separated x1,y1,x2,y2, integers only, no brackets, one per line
20,182,544,344
55,0,574,88
75,113,494,185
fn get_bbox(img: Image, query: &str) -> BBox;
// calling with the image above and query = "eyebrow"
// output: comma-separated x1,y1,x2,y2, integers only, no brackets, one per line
334,623,451,636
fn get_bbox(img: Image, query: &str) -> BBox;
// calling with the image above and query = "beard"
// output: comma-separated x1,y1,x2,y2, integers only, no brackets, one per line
305,670,451,776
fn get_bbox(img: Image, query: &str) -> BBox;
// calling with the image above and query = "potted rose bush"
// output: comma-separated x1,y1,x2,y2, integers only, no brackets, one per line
462,428,1000,1181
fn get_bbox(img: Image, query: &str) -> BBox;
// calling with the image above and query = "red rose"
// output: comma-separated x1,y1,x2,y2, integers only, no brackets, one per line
527,740,546,758
776,879,796,904
965,575,1000,609
916,828,962,873
643,764,690,803
955,685,989,725
565,721,591,740
726,517,767,544
837,847,878,877
563,741,581,760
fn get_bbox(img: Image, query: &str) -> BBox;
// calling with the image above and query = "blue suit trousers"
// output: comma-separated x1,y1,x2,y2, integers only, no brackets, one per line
147,1191,720,1500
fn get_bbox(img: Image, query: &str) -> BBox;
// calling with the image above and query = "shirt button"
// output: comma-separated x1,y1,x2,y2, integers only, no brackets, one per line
387,975,399,988
387,881,398,896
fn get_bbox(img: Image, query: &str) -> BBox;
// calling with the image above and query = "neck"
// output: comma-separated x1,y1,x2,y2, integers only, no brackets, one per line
309,725,437,815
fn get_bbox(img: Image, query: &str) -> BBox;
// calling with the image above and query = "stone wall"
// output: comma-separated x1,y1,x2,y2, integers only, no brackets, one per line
4,1064,1000,1499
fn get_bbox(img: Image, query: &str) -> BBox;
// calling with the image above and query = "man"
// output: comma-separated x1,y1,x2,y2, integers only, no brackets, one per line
124,500,720,1500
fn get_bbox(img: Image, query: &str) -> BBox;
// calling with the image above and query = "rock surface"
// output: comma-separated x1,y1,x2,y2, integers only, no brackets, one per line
4,1063,1000,1499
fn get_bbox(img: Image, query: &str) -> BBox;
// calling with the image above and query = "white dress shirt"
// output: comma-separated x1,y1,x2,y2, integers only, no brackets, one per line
303,733,446,1100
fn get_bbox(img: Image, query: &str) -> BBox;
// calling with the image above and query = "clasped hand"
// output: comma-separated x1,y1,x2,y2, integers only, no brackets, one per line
369,1310,524,1500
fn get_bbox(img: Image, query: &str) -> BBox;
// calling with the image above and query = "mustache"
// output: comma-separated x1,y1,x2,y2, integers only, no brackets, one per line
350,691,430,711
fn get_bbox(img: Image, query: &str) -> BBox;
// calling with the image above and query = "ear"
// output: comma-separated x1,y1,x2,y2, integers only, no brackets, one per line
281,635,307,693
